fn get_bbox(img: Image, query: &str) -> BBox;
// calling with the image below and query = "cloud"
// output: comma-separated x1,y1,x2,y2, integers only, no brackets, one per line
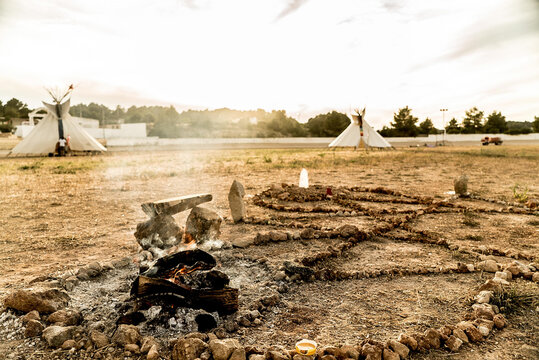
275,0,309,21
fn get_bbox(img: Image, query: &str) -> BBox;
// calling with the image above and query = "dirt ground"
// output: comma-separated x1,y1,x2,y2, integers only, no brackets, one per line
0,146,538,359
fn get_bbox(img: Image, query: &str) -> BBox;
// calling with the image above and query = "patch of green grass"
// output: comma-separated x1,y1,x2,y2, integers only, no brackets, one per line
19,160,43,171
51,161,98,174
263,155,272,163
511,183,529,203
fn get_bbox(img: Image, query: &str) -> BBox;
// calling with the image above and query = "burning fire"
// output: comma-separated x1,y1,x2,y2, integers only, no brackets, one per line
166,233,197,255
164,263,203,284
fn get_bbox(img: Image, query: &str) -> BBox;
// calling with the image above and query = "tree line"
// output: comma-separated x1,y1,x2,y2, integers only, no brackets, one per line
380,106,539,137
1,97,538,137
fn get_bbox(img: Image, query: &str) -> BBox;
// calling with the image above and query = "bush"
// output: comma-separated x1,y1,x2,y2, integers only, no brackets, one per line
0,124,13,133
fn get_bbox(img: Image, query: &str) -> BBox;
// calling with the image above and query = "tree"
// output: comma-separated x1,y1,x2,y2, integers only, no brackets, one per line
307,111,350,137
533,116,539,133
258,110,307,137
483,111,507,134
390,106,419,137
3,98,29,120
445,118,461,134
462,107,484,134
418,118,435,135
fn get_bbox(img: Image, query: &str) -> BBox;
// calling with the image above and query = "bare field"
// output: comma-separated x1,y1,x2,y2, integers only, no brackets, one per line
0,146,538,359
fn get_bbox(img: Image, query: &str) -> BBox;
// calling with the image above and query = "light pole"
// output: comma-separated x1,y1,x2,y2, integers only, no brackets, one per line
440,108,448,145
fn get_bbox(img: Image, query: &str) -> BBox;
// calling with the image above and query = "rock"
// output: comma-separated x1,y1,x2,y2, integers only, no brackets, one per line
438,325,453,339
209,339,243,360
493,314,507,329
230,347,247,360
232,236,255,248
63,276,79,291
320,356,336,360
267,349,291,360
42,325,75,348
251,355,265,360
452,328,468,343
61,339,77,349
475,290,493,304
492,277,510,285
466,264,475,272
299,228,315,239
337,225,359,238
475,319,494,331
4,289,70,314
283,261,314,279
456,322,483,342
90,330,110,348
47,309,82,326
477,325,490,337
397,334,418,351
141,336,160,353
112,324,141,346
454,175,469,196
339,345,359,360
361,343,382,360
186,206,223,244
22,310,40,324
387,339,409,359
113,256,132,268
148,344,160,360
228,180,246,223
261,293,280,307
416,335,431,352
293,355,312,360
445,336,463,352
269,231,288,242
126,343,141,353
532,272,539,283
135,215,181,248
173,337,208,360
423,329,441,349
477,260,499,273
478,279,502,292
382,348,399,360
494,271,510,281
472,303,495,320
24,319,44,337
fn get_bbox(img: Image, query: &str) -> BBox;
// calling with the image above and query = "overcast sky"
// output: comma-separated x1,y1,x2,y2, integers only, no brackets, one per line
0,0,538,128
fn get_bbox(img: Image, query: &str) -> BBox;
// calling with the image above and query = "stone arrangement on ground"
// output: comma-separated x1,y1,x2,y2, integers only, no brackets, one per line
1,181,538,360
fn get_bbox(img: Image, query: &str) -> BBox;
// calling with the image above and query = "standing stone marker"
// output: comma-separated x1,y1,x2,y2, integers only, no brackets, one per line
454,175,469,197
228,180,246,223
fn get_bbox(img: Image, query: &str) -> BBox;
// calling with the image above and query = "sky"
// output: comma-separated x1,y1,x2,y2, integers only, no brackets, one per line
0,0,538,129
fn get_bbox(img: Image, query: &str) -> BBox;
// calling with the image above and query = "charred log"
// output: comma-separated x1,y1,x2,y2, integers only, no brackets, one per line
131,276,238,315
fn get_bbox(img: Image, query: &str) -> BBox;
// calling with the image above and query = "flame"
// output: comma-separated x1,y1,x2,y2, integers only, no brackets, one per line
166,233,197,255
183,233,197,248
164,264,203,284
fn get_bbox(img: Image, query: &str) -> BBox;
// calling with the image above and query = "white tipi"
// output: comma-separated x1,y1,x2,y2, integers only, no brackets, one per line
328,108,392,149
9,97,106,156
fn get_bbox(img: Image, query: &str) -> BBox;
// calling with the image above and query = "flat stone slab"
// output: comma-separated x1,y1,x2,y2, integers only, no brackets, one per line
141,193,212,217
